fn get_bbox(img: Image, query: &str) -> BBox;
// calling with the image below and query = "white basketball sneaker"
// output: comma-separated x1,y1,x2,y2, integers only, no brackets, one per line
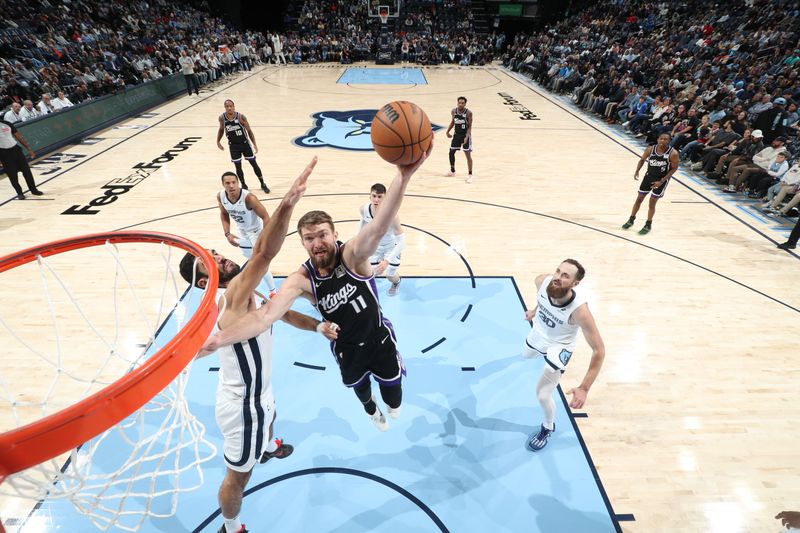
368,398,388,431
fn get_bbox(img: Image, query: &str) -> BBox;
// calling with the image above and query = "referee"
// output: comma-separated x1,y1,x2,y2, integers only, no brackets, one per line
0,118,42,199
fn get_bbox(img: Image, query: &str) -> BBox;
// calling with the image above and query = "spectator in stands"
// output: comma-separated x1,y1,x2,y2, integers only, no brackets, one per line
19,100,40,122
4,78,31,103
710,130,762,182
723,136,786,193
747,94,772,122
745,149,789,199
730,110,749,136
753,97,789,143
622,95,651,130
179,49,200,97
69,83,91,105
692,120,741,172
682,120,723,162
52,91,73,111
3,102,22,124
785,102,799,136
193,52,209,85
37,94,55,115
763,159,800,212
669,108,700,150
769,182,800,217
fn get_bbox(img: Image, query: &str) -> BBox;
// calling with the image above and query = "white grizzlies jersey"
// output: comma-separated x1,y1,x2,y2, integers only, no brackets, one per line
220,189,263,237
360,203,396,248
531,276,587,346
216,293,273,401
215,292,274,471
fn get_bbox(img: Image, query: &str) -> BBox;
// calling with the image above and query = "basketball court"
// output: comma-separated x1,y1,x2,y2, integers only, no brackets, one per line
1,63,798,533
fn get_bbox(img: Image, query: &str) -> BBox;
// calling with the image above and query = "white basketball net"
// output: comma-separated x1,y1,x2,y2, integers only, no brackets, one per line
0,239,216,531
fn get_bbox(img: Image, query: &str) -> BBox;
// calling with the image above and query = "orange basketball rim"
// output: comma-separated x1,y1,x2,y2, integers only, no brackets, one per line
0,231,218,483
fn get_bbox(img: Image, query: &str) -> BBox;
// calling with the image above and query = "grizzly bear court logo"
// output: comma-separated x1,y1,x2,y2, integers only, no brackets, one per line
294,110,442,151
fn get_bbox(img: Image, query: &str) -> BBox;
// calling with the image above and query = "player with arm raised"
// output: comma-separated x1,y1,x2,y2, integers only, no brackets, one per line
201,140,433,432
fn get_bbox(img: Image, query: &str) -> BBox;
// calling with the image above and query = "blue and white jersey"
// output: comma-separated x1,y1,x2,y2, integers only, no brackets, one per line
530,276,586,346
220,188,263,238
359,203,396,249
216,292,273,401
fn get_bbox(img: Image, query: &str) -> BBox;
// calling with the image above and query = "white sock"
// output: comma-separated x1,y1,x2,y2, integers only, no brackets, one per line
264,439,278,453
224,516,242,533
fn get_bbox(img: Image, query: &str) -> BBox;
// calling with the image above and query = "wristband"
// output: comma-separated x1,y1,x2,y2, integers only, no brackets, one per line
316,322,339,334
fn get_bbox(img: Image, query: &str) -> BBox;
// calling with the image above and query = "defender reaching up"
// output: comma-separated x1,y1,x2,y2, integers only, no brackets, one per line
181,158,319,533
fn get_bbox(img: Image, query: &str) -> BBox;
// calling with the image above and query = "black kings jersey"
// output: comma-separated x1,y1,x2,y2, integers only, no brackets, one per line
644,145,673,181
303,241,386,348
452,107,470,140
222,112,249,146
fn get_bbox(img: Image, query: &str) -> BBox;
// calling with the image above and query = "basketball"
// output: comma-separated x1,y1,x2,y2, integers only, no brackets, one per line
371,101,433,166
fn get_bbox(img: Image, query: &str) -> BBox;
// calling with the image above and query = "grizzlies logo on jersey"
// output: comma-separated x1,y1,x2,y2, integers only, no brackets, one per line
558,348,573,366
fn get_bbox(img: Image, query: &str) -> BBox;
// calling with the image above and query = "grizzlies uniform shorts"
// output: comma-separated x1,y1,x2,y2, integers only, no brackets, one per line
523,331,574,373
216,386,275,472
369,241,401,268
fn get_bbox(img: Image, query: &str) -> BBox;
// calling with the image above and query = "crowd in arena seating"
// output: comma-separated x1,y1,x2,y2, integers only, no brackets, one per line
1,0,503,126
7,0,800,221
504,0,800,217
284,0,497,65
0,0,275,122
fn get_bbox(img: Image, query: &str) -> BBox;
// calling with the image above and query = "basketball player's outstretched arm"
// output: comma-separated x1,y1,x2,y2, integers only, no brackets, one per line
224,157,316,306
567,304,605,409
345,139,433,271
200,269,315,353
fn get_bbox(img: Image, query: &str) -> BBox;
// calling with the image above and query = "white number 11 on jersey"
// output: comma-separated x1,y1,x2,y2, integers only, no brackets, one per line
349,295,367,313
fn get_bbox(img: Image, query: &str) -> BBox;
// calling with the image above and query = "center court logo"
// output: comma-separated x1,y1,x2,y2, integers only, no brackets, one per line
294,110,442,151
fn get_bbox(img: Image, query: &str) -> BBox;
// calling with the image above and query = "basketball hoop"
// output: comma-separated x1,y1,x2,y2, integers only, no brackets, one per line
0,231,218,530
379,5,390,24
